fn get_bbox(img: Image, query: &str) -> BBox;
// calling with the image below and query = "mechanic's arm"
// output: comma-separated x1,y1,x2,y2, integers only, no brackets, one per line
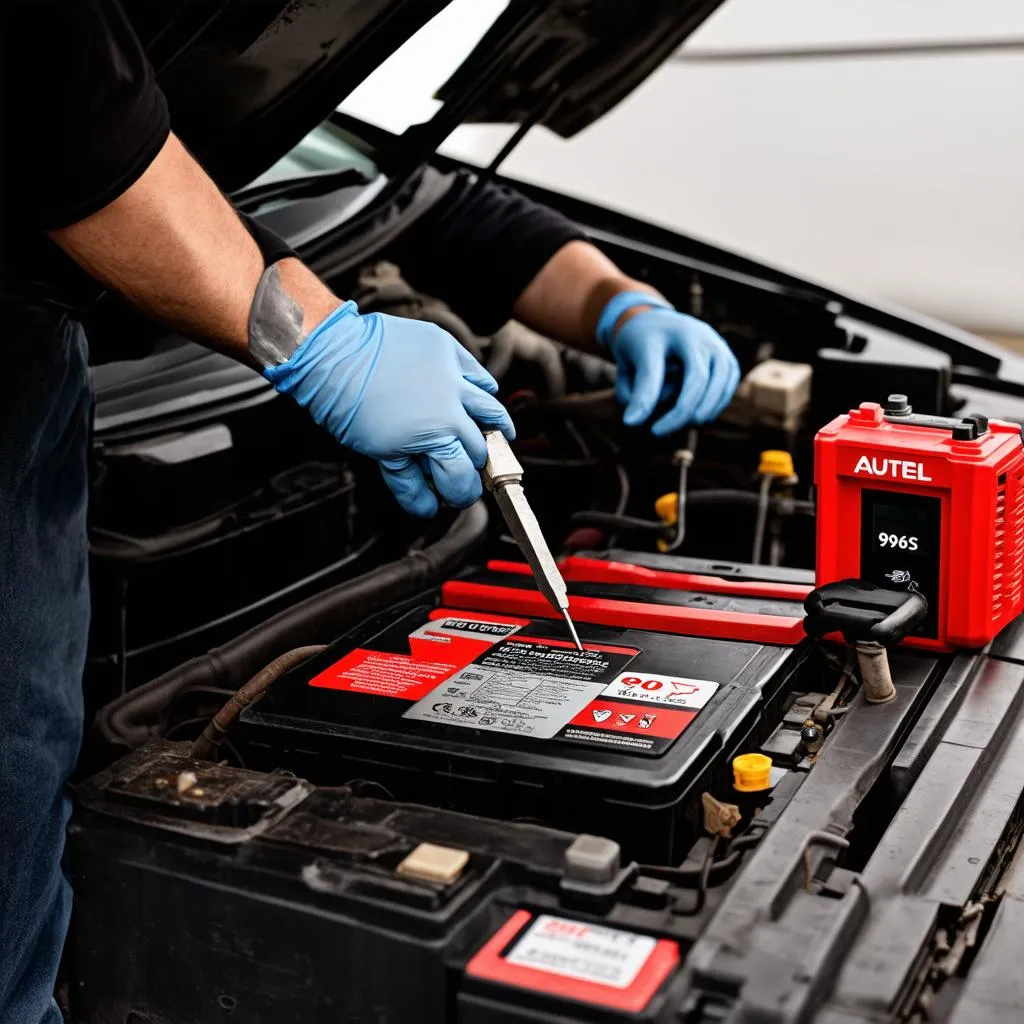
388,172,739,435
50,134,511,518
49,133,337,355
513,239,740,434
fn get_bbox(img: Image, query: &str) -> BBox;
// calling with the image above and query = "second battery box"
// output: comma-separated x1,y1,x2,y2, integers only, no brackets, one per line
244,591,804,863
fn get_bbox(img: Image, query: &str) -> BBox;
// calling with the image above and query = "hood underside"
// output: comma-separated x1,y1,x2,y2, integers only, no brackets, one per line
121,0,725,191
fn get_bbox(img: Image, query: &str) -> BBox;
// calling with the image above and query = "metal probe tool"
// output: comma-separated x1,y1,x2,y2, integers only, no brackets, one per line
482,431,584,650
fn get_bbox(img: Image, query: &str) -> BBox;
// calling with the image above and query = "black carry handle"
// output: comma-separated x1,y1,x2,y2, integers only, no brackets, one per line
803,579,929,647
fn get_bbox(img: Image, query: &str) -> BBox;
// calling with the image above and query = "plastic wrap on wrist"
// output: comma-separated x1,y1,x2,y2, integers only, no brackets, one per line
248,263,306,369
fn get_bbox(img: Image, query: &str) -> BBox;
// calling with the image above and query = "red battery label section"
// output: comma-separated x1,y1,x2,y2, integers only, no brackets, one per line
467,910,679,1012
308,614,528,700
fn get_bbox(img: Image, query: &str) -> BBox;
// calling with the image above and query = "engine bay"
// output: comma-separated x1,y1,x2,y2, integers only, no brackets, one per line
69,230,1024,1023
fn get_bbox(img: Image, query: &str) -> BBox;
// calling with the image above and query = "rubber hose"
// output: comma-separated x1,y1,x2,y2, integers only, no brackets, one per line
494,322,566,397
416,306,484,363
484,324,516,380
96,501,488,749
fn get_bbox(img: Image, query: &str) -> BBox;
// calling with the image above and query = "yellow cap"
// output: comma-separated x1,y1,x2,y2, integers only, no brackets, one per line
653,493,678,553
654,492,678,525
732,753,773,793
758,450,794,478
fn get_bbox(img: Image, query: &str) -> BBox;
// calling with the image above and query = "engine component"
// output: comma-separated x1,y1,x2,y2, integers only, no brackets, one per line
752,449,797,565
815,395,1024,649
813,340,952,425
241,597,803,864
722,358,812,431
731,753,772,793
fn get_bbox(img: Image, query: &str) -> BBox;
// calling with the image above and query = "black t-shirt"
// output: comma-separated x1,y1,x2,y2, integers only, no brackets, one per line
1,0,584,330
2,0,170,306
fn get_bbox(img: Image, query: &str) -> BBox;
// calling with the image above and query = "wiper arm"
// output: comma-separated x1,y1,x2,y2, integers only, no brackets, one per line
232,167,372,212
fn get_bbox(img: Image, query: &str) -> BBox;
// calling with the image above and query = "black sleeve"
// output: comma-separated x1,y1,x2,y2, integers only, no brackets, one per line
387,171,587,337
4,0,171,230
238,213,298,267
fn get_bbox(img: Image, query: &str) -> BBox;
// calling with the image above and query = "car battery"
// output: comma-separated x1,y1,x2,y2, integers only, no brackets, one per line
815,395,1024,649
243,597,802,864
67,743,695,1024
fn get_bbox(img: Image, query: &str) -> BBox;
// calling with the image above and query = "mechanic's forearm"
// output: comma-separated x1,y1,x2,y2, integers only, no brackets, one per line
512,239,663,353
48,133,339,360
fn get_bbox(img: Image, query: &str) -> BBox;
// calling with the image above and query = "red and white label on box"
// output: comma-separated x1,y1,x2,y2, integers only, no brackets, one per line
308,614,528,701
601,671,718,709
307,648,457,701
466,910,679,1012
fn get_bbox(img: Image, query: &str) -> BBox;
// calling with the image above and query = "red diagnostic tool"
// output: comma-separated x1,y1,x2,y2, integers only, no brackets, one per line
815,394,1024,649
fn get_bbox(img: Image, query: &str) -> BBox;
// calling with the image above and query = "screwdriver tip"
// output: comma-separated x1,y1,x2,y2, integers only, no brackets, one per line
562,608,584,651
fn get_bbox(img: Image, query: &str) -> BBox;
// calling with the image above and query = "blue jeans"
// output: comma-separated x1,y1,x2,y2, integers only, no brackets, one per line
0,299,90,1023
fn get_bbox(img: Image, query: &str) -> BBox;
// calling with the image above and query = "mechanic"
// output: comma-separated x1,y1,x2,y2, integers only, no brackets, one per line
0,1,739,1019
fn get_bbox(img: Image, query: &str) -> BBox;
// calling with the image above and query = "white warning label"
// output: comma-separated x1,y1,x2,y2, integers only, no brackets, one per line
504,915,657,989
408,617,522,644
600,672,718,709
402,637,637,739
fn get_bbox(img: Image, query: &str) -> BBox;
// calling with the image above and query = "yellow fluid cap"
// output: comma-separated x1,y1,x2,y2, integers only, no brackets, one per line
758,450,794,478
733,753,773,793
655,492,678,525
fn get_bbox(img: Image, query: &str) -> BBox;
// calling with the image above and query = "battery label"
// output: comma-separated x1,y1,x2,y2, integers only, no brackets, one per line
309,615,525,700
504,915,656,988
409,617,523,644
466,909,680,1012
308,649,457,701
402,637,638,739
601,672,718,709
560,700,697,755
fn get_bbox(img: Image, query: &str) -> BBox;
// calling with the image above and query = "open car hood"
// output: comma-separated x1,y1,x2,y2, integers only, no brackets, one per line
123,0,725,191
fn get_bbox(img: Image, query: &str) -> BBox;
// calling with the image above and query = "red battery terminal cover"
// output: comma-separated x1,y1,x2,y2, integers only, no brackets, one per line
444,555,811,646
815,398,1024,649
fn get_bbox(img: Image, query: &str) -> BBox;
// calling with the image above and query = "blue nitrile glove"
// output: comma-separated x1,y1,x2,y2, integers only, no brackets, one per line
596,291,741,436
264,301,515,517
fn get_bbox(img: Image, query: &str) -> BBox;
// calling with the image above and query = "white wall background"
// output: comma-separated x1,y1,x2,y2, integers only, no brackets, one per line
341,0,1024,336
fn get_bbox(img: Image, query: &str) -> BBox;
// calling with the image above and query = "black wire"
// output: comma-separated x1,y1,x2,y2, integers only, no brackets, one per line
687,835,721,914
570,510,665,534
570,491,816,535
638,830,766,890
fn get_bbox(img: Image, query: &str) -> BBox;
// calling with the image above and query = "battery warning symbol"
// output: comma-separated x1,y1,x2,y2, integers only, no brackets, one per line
637,713,657,730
